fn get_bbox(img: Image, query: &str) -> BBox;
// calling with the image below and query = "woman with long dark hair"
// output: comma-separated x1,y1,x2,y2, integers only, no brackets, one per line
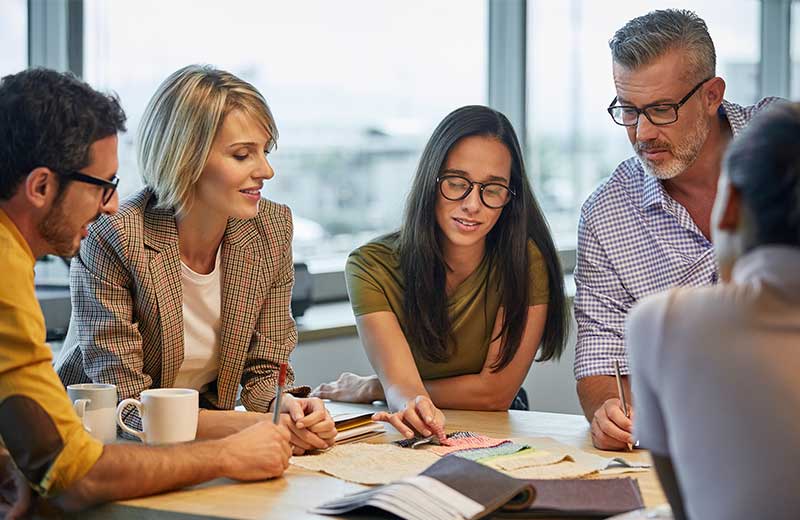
313,105,568,438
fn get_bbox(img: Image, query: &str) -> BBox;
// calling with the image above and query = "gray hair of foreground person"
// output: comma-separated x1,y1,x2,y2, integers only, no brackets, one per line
723,101,800,248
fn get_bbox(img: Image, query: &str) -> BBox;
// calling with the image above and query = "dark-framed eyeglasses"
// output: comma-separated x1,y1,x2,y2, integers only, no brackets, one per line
56,170,119,205
607,77,713,127
436,174,515,209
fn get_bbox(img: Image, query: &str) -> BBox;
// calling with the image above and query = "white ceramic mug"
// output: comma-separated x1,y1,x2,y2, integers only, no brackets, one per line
67,383,118,444
116,388,199,445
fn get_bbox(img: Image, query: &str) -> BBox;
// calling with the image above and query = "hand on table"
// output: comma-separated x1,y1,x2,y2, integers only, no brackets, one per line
310,373,384,403
372,395,446,443
221,421,292,480
0,449,32,520
278,395,337,455
591,398,634,450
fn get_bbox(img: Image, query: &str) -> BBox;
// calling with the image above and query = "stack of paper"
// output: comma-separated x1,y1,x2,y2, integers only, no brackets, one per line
333,412,385,444
312,456,535,520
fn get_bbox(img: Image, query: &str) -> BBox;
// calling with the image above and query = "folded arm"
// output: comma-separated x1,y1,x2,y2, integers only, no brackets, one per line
423,304,546,411
317,302,546,411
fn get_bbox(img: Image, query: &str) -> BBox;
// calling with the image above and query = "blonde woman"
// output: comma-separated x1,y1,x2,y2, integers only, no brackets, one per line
56,65,335,453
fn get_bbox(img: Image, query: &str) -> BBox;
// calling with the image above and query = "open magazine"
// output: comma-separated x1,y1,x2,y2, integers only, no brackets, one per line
313,455,645,520
312,456,534,520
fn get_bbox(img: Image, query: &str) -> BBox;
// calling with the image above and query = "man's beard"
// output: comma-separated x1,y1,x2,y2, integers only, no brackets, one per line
636,114,711,180
38,196,91,257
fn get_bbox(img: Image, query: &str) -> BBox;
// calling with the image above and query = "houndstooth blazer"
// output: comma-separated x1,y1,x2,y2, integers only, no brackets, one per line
55,189,308,428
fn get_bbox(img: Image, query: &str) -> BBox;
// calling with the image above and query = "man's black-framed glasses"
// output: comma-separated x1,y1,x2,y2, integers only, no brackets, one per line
436,174,515,209
57,170,119,205
607,77,713,127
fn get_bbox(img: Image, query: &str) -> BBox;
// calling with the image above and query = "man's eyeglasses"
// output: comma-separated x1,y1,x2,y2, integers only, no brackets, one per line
56,170,119,205
607,77,713,127
436,174,515,209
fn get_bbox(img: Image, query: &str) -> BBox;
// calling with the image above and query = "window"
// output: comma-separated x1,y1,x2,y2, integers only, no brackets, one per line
526,1,761,248
793,0,800,100
0,0,27,77
83,0,486,268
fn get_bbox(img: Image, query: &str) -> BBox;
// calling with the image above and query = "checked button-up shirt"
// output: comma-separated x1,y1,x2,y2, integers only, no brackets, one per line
573,97,781,380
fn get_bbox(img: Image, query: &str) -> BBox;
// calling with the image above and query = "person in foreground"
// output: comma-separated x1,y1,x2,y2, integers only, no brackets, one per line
55,65,335,453
573,9,780,450
0,68,292,517
629,102,800,520
314,105,568,439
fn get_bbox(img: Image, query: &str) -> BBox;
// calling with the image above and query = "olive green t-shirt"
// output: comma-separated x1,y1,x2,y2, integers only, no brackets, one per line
345,235,549,380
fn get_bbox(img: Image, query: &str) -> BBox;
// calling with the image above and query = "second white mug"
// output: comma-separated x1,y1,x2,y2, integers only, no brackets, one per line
116,388,199,445
67,383,118,444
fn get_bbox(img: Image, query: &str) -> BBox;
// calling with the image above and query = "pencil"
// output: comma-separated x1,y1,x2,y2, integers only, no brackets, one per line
273,363,287,425
613,359,633,451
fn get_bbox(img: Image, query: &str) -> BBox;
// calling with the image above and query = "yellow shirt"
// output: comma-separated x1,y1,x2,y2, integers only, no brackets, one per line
346,235,549,379
0,208,102,497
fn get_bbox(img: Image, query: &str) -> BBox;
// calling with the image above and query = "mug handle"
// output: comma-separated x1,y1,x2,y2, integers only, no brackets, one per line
73,399,92,433
116,398,146,442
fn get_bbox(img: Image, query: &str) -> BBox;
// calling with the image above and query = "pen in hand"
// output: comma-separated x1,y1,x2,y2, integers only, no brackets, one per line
613,359,633,451
273,362,287,425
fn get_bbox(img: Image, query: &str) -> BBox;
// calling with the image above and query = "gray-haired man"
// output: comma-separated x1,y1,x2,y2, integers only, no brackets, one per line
573,9,780,450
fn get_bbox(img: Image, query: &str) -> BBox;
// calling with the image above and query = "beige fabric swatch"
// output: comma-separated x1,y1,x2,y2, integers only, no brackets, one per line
291,443,439,485
291,436,650,485
501,437,649,479
483,449,574,471
506,460,600,479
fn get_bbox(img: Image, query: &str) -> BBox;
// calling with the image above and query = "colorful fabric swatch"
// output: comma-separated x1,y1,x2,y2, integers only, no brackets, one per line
451,442,529,461
393,431,529,462
429,431,511,456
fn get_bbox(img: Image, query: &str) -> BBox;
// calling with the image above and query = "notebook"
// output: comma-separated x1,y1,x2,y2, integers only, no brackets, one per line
333,412,385,444
311,455,535,520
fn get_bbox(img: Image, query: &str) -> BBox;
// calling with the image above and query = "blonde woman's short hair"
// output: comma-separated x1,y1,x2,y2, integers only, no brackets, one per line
137,64,277,214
